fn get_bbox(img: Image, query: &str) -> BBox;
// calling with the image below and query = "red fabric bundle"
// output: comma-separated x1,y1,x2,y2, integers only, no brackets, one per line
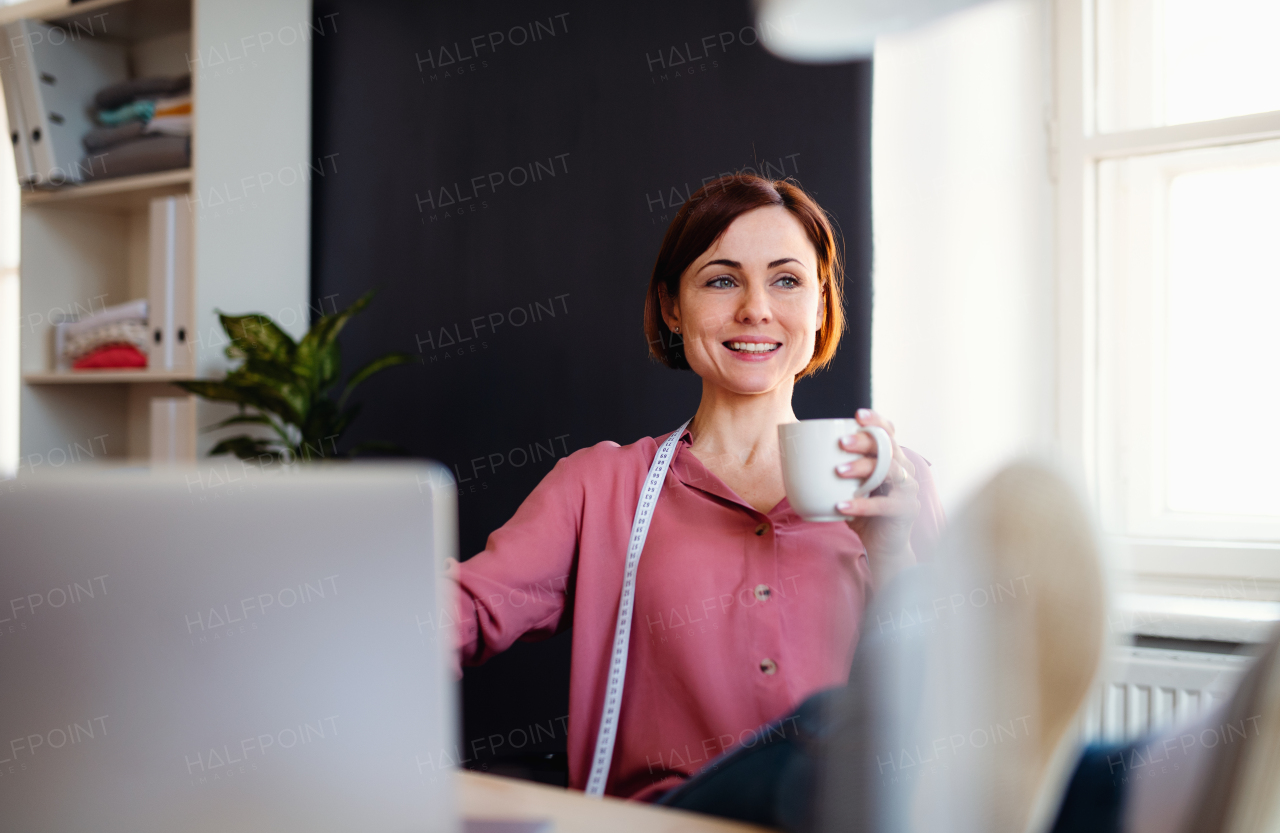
72,344,148,369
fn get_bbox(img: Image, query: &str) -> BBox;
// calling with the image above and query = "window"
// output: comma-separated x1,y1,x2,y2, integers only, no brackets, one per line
1096,0,1280,131
1056,0,1280,597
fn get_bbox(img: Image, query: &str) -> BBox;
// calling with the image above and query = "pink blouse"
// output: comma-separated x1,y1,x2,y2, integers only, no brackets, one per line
445,427,945,800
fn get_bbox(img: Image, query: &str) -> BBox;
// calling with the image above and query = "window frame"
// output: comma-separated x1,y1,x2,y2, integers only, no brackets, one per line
1054,0,1280,598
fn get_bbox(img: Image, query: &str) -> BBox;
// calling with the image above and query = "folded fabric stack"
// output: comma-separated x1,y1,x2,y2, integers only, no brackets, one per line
56,299,149,370
79,75,191,181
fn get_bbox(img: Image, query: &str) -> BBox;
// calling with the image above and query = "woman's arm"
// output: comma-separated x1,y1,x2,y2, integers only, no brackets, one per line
443,454,586,673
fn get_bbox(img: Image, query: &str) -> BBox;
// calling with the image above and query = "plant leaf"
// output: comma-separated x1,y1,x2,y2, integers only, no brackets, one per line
236,355,297,385
296,291,374,387
316,339,342,394
328,402,362,441
298,397,342,459
182,291,402,463
339,352,414,409
173,380,249,403
223,369,309,427
219,312,296,363
178,377,303,438
209,435,277,460
207,413,273,431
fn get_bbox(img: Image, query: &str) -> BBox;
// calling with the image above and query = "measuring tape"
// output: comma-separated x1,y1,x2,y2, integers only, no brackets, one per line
585,418,692,797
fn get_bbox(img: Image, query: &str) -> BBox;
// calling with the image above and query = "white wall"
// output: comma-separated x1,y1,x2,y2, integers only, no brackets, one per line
193,0,313,365
192,0,313,455
870,0,1056,511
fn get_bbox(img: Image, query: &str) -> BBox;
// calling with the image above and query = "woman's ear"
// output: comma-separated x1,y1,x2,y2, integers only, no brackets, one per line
658,282,680,332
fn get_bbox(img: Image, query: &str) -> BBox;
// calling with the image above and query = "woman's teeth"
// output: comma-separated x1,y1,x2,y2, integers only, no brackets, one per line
726,342,780,353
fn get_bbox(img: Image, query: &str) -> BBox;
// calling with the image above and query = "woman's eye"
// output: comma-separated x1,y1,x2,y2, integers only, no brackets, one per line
707,276,735,288
774,275,800,288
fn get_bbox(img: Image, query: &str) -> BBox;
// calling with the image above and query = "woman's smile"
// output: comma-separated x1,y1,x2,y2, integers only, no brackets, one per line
723,336,782,359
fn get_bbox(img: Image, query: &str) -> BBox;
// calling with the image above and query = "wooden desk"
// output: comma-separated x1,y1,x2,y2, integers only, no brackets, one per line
459,771,771,833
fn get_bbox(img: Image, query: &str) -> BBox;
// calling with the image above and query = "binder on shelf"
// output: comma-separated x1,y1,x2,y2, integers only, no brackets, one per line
5,19,126,185
150,396,196,465
0,28,37,185
148,195,194,371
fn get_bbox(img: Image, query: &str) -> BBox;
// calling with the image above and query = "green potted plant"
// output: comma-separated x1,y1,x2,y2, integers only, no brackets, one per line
176,291,413,463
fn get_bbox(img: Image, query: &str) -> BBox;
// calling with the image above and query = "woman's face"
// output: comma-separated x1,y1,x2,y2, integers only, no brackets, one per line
661,206,823,396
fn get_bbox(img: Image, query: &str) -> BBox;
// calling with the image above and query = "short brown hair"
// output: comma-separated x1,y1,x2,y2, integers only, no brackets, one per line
643,174,844,380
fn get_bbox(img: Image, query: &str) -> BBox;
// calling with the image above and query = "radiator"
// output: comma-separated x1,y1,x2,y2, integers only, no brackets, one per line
1077,646,1255,743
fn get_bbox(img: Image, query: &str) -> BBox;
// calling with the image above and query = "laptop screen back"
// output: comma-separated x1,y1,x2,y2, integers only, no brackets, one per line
0,464,457,833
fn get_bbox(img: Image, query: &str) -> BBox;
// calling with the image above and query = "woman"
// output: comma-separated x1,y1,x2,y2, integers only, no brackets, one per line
446,174,945,800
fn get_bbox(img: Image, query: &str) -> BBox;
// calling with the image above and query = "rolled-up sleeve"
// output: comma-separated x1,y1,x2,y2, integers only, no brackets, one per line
445,455,585,670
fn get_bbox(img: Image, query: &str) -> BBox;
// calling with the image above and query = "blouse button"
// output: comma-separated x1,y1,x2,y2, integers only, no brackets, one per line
754,584,771,601
759,658,778,675
754,523,769,536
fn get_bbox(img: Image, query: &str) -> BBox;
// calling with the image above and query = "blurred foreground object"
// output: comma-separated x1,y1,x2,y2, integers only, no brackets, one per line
819,460,1108,832
1058,626,1280,833
1172,629,1280,833
176,291,413,463
755,0,994,61
659,461,1108,830
663,460,1280,831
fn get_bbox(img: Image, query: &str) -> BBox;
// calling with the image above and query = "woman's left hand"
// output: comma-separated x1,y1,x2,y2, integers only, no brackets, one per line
835,409,921,587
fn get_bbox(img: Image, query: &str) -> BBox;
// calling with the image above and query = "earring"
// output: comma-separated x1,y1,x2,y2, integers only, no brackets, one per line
674,326,680,333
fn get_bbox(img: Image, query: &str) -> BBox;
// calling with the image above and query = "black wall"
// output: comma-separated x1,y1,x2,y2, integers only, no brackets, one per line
311,0,871,781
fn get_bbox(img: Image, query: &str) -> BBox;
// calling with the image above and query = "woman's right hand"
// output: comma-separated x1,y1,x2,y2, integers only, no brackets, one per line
833,409,921,589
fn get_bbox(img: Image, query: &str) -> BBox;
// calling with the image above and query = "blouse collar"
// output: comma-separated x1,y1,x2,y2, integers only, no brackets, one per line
666,428,796,521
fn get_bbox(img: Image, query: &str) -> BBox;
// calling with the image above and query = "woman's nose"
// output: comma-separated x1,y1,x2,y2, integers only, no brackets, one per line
736,284,771,324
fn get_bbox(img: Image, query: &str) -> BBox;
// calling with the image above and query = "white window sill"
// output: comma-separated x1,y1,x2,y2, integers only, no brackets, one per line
1114,593,1280,644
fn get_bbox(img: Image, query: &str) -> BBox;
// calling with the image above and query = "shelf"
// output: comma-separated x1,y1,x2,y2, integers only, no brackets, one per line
11,0,309,467
0,0,76,26
0,0,189,40
22,168,191,210
23,370,197,385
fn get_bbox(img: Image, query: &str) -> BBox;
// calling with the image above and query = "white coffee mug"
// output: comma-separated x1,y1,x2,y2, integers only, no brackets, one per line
778,419,893,522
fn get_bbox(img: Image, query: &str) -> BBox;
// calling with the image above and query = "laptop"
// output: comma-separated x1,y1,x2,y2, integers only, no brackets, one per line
0,463,458,833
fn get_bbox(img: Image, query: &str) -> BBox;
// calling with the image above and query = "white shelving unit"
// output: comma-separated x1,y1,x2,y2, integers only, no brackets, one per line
4,0,311,466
